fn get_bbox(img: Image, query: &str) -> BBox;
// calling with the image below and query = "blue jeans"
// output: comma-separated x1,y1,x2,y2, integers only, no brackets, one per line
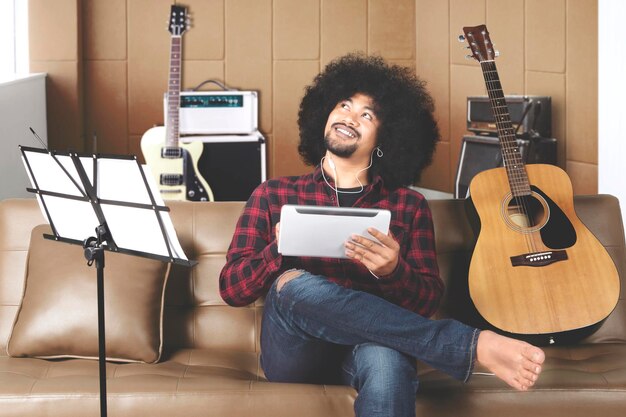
260,271,480,417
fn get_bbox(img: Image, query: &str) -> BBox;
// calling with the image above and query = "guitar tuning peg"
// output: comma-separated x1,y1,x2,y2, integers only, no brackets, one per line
465,54,475,60
495,50,500,57
458,35,466,43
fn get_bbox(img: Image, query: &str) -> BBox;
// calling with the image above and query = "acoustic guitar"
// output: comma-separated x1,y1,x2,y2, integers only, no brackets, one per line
461,25,619,344
141,5,213,202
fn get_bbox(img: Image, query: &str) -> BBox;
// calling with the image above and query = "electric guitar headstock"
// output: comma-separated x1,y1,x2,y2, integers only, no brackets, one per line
168,5,190,37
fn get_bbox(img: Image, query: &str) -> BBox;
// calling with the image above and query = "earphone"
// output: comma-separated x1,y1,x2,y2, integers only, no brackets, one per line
321,147,383,207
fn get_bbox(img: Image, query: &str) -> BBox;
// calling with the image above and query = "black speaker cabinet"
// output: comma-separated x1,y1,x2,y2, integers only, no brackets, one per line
467,95,551,138
190,133,267,201
454,135,557,199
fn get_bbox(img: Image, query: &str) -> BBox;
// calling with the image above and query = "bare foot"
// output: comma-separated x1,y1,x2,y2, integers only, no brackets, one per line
476,330,545,391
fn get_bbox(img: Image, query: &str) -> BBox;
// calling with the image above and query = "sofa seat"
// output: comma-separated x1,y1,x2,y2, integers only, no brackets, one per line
0,349,356,417
3,343,626,416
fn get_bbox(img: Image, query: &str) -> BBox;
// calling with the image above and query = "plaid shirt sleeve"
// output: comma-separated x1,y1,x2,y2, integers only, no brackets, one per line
219,182,282,306
375,197,444,317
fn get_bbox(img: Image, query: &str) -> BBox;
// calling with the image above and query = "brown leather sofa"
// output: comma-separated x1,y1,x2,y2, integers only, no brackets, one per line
1,195,625,417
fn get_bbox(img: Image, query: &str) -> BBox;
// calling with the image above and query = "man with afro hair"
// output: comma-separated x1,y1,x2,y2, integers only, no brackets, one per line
220,53,544,417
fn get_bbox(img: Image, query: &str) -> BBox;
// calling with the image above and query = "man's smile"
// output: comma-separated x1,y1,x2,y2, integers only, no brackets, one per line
332,123,359,139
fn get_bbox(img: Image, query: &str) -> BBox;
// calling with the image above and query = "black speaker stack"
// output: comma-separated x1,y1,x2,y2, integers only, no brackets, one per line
454,95,557,198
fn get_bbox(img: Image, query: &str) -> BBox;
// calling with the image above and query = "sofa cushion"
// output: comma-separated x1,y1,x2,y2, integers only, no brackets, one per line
6,224,170,363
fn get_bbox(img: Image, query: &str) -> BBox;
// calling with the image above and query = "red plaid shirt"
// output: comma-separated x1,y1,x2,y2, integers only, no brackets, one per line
219,165,444,317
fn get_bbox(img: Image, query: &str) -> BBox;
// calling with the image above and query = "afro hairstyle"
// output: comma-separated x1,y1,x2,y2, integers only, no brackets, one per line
297,53,440,189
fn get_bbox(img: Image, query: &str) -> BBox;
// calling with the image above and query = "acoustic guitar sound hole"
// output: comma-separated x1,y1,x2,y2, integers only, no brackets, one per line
501,192,549,233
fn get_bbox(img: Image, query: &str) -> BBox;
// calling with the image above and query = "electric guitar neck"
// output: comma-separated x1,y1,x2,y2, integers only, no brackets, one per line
141,5,213,202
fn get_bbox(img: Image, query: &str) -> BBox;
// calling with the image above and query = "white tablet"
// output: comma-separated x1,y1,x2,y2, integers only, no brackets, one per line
277,205,391,258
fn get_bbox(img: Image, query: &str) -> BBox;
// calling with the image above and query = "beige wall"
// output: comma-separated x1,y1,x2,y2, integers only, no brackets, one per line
29,0,598,194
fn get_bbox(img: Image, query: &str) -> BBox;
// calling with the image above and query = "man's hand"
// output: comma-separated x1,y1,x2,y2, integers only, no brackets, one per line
345,228,399,277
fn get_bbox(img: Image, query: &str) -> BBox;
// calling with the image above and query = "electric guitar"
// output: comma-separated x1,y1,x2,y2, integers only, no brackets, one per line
141,5,213,201
461,25,619,344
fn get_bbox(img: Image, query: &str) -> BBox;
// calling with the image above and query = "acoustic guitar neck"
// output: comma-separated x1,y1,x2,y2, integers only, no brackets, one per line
464,25,530,197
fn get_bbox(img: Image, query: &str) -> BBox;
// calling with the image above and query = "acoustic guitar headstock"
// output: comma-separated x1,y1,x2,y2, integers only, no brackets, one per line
459,24,499,63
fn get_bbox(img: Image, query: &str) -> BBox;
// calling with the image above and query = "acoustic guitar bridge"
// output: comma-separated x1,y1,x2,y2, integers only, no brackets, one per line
510,250,568,267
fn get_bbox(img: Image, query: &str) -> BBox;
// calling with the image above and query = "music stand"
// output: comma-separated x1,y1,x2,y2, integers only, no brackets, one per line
19,145,194,417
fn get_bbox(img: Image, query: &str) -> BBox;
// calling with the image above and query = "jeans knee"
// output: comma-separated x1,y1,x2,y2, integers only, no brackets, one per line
268,270,319,321
273,270,329,302
276,269,305,293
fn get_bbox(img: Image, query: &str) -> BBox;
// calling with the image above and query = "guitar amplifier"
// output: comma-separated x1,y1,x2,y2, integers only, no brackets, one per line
165,91,258,135
182,131,266,201
467,95,551,138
